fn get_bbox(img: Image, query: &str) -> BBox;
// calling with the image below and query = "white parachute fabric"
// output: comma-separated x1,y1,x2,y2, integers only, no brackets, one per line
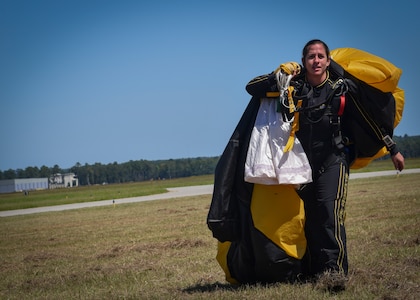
244,98,312,185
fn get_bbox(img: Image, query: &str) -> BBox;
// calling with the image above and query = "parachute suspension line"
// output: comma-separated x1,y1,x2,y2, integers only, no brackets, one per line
275,70,303,152
275,71,295,122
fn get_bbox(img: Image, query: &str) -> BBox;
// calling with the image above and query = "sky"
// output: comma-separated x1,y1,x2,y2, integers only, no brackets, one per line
1,0,419,171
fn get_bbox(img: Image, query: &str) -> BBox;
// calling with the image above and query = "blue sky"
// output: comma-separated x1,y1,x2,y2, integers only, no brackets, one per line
1,0,418,171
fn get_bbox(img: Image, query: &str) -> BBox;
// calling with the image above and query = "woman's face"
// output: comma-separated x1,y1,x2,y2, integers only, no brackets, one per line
302,43,330,78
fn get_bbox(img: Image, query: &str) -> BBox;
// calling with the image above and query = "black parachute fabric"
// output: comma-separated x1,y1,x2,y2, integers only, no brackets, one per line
207,97,304,284
329,60,396,159
329,47,404,168
207,97,258,243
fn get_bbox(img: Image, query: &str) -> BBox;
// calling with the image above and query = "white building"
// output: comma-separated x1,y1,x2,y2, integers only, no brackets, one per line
0,178,49,194
49,173,79,189
0,173,79,194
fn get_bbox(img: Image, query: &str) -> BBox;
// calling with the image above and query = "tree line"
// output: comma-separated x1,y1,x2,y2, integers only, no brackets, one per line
1,135,419,185
0,157,219,186
393,135,420,158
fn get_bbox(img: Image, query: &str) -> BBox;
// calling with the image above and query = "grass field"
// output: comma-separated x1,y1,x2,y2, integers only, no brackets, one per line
0,175,214,211
1,157,420,212
0,171,419,299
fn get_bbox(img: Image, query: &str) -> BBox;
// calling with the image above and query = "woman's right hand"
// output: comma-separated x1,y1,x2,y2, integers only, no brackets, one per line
276,62,301,76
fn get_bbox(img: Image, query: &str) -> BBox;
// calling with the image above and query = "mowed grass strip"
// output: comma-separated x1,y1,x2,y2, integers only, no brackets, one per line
1,157,420,212
0,175,214,211
0,173,419,299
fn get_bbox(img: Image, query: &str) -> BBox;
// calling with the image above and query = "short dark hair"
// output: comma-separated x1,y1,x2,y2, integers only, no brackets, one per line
302,39,330,60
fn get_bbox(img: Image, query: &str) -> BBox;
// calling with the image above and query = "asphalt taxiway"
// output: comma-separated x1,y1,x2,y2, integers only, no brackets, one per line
1,169,419,217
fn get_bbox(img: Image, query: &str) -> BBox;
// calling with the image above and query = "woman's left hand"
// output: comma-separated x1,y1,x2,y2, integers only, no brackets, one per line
391,152,405,171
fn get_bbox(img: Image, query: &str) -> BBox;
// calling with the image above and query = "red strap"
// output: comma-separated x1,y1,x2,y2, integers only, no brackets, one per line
338,94,346,116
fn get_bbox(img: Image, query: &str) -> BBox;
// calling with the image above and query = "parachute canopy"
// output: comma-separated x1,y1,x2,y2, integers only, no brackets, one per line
331,47,404,129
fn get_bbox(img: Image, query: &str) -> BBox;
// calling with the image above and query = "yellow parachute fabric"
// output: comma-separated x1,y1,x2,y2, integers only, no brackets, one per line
216,241,239,284
393,87,405,128
215,184,306,284
330,48,404,169
331,48,402,93
251,184,306,258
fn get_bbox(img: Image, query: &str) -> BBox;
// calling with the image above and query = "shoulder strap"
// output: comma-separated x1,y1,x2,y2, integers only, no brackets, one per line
295,78,347,112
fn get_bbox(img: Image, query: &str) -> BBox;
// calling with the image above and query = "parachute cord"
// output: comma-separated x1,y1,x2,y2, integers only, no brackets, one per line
275,71,295,123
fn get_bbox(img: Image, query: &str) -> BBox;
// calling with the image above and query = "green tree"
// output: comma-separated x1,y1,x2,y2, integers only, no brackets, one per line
39,165,51,178
51,164,61,175
25,166,40,178
3,169,16,179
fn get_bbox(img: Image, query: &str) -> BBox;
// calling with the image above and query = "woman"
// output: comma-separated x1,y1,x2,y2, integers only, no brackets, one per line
245,39,405,290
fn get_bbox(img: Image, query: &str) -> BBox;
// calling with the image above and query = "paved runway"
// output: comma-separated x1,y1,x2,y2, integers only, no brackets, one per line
1,168,419,217
0,185,215,217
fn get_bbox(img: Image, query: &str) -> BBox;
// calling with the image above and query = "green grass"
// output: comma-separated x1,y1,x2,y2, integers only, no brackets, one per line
352,157,420,172
1,158,420,212
0,173,419,299
0,175,213,211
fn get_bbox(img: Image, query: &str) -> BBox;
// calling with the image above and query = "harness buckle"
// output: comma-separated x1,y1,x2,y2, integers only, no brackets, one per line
383,135,396,149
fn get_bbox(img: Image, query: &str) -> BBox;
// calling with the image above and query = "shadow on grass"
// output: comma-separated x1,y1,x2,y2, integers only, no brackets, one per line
182,281,239,294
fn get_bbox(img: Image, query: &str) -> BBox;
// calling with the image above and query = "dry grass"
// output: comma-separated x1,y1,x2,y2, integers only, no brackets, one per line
345,174,420,299
0,173,419,299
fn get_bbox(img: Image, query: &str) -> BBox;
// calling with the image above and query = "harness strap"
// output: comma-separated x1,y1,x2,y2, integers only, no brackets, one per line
338,94,346,116
280,76,348,152
332,93,347,149
287,86,295,113
283,100,302,152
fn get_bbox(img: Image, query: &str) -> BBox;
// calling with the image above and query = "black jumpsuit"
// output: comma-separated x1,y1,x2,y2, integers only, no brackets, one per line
246,71,350,277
